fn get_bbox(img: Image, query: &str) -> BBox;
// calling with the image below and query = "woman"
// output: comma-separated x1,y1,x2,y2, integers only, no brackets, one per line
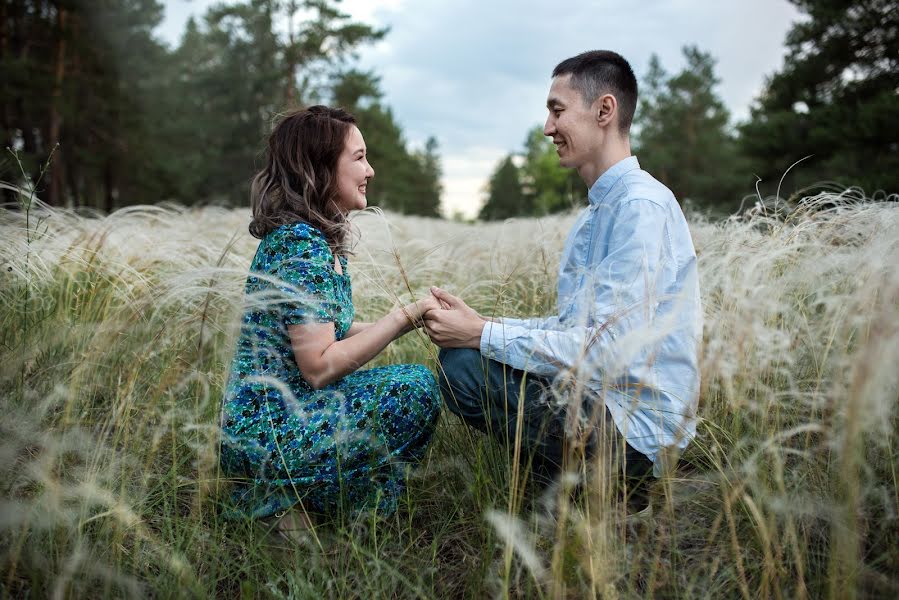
220,105,441,526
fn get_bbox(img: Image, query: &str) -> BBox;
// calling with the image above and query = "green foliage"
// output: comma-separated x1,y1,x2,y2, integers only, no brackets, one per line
634,47,749,211
479,156,528,220
1,0,169,209
1,0,441,215
739,0,899,197
480,127,584,221
152,0,385,207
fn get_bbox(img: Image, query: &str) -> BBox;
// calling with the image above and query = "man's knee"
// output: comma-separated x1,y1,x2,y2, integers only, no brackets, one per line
437,348,484,418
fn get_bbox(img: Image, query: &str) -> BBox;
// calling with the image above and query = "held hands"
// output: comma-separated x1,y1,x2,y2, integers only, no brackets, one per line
422,287,485,349
397,294,442,334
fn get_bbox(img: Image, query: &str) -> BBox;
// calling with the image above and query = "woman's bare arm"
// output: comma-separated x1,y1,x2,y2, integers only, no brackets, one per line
345,321,374,337
288,297,438,390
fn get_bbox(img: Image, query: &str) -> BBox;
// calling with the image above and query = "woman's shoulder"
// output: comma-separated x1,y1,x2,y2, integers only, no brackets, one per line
251,222,332,274
270,221,327,244
262,222,331,260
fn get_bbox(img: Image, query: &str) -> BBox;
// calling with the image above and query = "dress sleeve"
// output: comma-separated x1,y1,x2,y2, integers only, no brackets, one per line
265,226,339,326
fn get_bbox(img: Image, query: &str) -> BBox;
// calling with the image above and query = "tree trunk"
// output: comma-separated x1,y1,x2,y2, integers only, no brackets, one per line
0,0,13,205
48,8,67,206
1,0,9,137
104,160,115,213
284,1,297,103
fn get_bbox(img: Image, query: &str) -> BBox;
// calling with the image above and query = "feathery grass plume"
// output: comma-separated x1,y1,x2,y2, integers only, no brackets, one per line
0,190,897,597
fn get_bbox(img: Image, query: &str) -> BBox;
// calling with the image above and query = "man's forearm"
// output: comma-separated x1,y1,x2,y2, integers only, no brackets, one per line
479,320,611,379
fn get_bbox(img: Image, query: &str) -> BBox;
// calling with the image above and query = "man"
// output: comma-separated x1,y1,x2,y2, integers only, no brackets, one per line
423,50,702,494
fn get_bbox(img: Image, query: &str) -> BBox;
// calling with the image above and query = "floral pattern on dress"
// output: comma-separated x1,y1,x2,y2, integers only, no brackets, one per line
220,222,440,518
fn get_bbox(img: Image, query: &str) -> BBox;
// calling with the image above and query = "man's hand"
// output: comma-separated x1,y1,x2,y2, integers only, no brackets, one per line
397,295,442,333
423,287,486,349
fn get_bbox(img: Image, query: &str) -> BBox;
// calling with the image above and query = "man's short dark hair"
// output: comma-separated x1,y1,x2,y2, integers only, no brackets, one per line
552,50,638,134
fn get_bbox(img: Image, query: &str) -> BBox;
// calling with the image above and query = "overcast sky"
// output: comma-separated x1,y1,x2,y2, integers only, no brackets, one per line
158,0,801,217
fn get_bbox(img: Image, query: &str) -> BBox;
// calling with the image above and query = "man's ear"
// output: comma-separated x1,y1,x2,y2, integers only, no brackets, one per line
594,94,617,127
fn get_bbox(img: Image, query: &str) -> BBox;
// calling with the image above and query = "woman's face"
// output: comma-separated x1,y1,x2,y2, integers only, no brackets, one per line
335,125,375,213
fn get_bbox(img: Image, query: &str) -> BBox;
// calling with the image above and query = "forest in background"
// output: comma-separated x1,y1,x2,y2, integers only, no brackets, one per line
1,0,897,219
1,0,442,216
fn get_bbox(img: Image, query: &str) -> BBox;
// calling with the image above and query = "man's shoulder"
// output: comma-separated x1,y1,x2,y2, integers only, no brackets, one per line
618,169,677,209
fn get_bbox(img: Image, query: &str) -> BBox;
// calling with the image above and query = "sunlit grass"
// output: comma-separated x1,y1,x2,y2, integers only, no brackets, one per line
1,190,897,598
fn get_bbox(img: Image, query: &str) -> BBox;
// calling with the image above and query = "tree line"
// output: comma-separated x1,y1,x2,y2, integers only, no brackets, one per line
1,0,441,216
3,0,895,219
480,0,898,220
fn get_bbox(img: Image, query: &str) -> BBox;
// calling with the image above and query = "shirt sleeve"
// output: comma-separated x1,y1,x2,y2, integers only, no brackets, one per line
267,230,339,326
508,315,565,330
480,198,668,379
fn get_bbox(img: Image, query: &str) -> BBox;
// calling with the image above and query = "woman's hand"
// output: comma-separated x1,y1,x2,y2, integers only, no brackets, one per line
396,295,442,333
422,287,486,349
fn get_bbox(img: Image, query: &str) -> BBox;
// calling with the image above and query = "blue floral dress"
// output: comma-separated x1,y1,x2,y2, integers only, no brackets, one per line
220,222,441,518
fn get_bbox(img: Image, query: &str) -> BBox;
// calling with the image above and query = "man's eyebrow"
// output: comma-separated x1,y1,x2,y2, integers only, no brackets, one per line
546,98,563,109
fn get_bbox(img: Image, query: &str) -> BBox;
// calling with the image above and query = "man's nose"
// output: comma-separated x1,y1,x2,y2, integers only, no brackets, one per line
543,117,555,137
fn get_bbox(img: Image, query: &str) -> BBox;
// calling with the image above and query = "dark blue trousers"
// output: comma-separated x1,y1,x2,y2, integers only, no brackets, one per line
437,348,653,483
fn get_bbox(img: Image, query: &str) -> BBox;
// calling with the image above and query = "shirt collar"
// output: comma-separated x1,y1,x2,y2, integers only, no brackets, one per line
587,156,640,206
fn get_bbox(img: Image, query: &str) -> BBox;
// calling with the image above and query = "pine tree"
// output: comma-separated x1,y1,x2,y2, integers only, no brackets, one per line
0,0,389,210
1,0,167,209
739,0,899,198
634,47,747,211
479,156,528,221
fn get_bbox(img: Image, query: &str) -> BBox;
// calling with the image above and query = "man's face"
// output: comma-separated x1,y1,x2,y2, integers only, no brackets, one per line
543,74,601,170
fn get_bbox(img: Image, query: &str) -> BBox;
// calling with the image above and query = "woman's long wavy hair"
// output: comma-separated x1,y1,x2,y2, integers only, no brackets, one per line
249,105,356,251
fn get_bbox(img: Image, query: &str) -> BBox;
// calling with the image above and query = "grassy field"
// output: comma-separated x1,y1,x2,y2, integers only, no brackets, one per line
1,191,897,598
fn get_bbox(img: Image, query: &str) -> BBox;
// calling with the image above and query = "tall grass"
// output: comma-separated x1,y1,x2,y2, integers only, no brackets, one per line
0,190,897,598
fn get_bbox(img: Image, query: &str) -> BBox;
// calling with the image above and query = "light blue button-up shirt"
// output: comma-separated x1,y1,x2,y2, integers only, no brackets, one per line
479,156,702,474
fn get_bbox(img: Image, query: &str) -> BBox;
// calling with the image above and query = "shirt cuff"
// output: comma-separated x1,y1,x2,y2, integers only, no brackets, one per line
479,319,531,367
478,320,495,357
494,316,528,328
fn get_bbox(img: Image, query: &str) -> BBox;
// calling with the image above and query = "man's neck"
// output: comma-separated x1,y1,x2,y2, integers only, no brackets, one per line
578,138,632,189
